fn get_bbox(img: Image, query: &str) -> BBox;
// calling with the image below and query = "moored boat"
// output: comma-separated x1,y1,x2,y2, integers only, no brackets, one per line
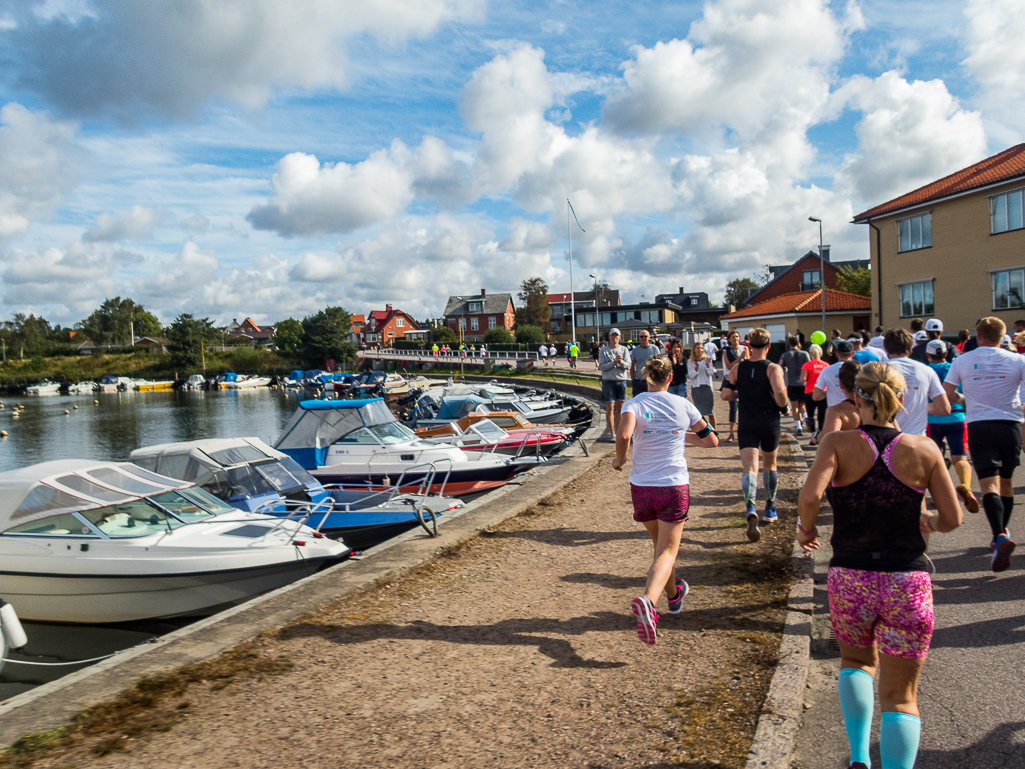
26,381,61,395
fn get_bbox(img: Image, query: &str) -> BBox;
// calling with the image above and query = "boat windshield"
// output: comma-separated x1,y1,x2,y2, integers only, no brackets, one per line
278,456,321,487
469,420,507,441
79,499,182,537
224,464,277,498
177,486,237,515
253,460,305,493
369,422,416,444
5,513,99,537
148,490,217,522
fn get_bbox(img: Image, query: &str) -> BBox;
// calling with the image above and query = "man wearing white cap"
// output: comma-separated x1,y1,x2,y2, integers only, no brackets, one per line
911,318,957,363
598,328,631,438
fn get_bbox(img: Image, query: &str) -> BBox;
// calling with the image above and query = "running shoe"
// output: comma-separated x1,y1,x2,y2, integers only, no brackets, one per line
746,510,761,542
956,484,980,513
991,533,1015,573
849,763,869,769
761,506,778,524
666,581,690,615
631,595,659,645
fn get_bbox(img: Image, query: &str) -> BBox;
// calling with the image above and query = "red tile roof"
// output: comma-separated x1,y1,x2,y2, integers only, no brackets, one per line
721,289,870,320
853,144,1025,222
369,310,390,320
351,314,365,323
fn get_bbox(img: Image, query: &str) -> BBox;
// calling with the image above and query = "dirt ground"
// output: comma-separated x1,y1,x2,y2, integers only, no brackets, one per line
8,409,802,769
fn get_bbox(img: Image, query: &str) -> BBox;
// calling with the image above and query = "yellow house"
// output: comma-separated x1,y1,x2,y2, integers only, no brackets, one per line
720,288,872,341
853,144,1025,334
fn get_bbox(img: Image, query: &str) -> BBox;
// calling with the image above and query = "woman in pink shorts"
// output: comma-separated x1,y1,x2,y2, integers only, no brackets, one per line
613,355,718,645
798,362,962,769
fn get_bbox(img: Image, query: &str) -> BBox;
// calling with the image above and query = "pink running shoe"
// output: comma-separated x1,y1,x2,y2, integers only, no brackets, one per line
631,595,659,645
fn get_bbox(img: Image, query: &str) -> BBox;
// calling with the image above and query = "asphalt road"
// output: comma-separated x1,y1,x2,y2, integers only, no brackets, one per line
793,437,1025,768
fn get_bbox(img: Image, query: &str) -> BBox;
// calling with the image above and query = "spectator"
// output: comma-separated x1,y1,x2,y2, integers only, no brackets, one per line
598,328,631,437
631,330,658,396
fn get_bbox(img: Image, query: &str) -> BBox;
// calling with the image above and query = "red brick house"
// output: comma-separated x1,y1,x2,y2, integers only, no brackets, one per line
363,305,419,346
226,317,275,344
443,289,516,341
742,252,869,308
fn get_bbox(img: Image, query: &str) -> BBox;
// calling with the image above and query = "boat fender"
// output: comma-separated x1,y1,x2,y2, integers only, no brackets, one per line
0,599,29,650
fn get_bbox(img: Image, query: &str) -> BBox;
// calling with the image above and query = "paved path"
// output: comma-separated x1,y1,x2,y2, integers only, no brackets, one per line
792,435,1025,768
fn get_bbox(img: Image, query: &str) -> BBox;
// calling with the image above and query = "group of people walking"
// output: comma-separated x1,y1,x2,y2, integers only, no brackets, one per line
605,314,1025,769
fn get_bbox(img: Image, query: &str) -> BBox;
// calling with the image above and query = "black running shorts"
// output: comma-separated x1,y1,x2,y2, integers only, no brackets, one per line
738,420,782,452
786,385,805,404
967,420,1022,479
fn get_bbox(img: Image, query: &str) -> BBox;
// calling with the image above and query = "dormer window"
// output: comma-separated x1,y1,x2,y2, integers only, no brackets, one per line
469,302,482,312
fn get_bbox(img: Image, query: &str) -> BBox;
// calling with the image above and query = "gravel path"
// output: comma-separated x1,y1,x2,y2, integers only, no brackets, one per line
21,402,802,769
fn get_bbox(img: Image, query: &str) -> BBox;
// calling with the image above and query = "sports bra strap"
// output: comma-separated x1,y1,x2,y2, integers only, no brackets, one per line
882,433,926,494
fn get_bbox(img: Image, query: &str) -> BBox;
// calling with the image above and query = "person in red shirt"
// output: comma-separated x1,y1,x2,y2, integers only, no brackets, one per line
801,343,829,442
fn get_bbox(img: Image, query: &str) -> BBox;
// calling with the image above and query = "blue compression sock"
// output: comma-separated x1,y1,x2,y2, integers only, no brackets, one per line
763,469,779,505
838,669,874,767
880,712,920,769
742,473,757,508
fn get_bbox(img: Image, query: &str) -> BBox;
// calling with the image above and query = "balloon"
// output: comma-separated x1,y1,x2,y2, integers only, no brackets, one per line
810,330,826,345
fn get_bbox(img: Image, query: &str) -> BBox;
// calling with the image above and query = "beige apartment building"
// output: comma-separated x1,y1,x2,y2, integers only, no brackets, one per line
853,144,1025,335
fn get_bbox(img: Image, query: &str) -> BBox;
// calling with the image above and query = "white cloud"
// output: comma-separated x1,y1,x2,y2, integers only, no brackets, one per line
83,205,164,242
833,71,987,206
5,0,485,121
0,241,119,312
135,241,219,299
963,0,1025,101
0,103,82,239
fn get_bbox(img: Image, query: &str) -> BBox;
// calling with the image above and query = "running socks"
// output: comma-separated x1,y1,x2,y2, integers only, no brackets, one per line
880,712,921,769
838,669,874,767
763,470,779,505
742,473,758,508
1001,496,1014,531
983,493,1006,538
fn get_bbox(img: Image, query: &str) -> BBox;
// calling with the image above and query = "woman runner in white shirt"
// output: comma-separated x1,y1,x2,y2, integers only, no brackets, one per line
613,355,719,645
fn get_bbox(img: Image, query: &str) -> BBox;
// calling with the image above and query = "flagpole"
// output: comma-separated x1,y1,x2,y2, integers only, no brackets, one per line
567,199,585,346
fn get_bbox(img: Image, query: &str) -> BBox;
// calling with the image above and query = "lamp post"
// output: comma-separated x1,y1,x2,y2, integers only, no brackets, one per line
567,199,585,347
589,273,602,344
809,217,825,335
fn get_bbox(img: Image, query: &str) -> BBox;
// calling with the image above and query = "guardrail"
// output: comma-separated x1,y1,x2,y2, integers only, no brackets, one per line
367,348,541,362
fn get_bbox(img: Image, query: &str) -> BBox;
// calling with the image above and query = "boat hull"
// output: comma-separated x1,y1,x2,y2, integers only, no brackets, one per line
309,459,535,488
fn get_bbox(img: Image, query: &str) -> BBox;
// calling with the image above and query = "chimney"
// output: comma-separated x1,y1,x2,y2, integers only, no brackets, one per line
678,287,684,294
820,245,831,262
480,288,486,296
386,303,392,312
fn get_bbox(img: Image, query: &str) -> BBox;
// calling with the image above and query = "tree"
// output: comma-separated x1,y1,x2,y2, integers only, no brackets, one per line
431,326,457,344
1,314,54,358
483,327,514,345
516,276,551,331
836,266,872,297
79,297,161,346
166,314,217,371
301,306,356,368
723,278,760,309
515,324,545,346
273,318,304,358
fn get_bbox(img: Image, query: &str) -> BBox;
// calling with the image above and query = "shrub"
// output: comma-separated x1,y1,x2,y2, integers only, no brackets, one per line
483,327,514,345
514,324,545,346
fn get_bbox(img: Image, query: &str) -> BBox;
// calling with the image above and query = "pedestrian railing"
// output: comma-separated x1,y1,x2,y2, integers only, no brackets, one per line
366,348,541,361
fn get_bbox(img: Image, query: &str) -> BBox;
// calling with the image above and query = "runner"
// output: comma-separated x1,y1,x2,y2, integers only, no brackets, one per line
813,339,855,410
688,342,717,430
798,361,962,769
591,342,600,371
780,336,810,434
614,355,719,645
569,341,579,368
721,327,788,541
722,329,748,442
818,360,862,439
850,334,884,364
538,343,548,366
911,318,957,363
548,343,557,365
883,328,951,437
926,340,978,514
801,344,829,440
704,337,720,379
944,317,1025,572
598,328,631,438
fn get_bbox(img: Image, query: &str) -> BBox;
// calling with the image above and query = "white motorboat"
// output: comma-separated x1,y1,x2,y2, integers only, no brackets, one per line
0,460,349,624
185,374,207,390
95,375,139,392
224,375,271,389
26,381,61,395
68,381,97,393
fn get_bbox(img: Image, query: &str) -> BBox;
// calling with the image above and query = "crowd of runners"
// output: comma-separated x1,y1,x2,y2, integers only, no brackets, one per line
605,314,1025,769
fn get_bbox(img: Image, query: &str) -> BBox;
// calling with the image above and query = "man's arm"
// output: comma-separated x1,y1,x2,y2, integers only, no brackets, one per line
942,382,964,405
720,362,739,401
597,348,616,373
928,392,952,416
769,362,788,408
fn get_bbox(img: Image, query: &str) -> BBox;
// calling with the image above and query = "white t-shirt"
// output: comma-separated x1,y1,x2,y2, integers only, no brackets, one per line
945,346,1025,423
538,345,548,358
549,345,557,357
886,356,945,435
704,341,719,359
622,391,703,487
813,361,847,408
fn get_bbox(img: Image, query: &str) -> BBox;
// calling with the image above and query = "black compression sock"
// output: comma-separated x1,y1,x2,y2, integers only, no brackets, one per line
983,493,1005,539
1001,496,1015,532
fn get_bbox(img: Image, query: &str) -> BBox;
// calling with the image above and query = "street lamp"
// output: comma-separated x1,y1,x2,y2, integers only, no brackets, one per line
809,217,825,336
589,273,602,344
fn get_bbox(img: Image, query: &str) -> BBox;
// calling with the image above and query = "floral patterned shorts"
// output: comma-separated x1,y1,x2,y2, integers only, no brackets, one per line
630,484,690,524
828,567,933,659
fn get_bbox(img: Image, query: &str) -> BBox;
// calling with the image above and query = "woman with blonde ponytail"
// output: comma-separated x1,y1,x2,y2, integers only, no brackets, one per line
797,361,962,769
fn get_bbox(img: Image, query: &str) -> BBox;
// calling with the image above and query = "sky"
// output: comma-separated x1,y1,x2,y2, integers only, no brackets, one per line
0,0,1020,327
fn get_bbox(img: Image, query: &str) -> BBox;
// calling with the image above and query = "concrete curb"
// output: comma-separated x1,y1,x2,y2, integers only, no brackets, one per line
744,432,814,769
0,388,612,749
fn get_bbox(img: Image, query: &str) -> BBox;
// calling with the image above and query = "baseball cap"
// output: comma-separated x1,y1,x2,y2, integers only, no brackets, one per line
913,330,928,343
926,340,946,357
925,318,943,332
609,327,621,336
835,340,853,353
846,335,861,343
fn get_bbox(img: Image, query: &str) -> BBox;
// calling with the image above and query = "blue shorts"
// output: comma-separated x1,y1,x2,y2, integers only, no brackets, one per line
668,383,688,397
927,421,967,457
602,379,627,403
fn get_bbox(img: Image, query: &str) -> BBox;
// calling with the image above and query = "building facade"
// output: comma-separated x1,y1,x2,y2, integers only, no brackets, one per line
546,289,621,337
720,288,872,342
226,317,275,344
442,290,516,341
854,143,1025,334
363,305,420,346
744,253,869,308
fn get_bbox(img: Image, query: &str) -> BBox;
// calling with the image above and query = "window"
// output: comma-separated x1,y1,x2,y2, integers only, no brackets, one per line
551,321,560,332
469,302,482,312
991,190,1024,234
488,317,497,328
802,270,821,290
689,296,699,306
470,317,479,331
458,318,466,331
899,280,934,317
396,317,404,328
992,267,1025,310
897,213,932,252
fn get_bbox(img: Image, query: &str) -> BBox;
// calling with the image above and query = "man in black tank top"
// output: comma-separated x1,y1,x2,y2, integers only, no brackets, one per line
722,327,788,541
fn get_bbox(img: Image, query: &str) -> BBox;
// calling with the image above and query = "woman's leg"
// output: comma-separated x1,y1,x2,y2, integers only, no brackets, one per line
728,399,737,439
838,642,878,769
641,518,686,604
877,654,926,768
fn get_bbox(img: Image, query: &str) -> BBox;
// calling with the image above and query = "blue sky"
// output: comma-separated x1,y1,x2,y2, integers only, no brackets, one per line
0,0,1019,326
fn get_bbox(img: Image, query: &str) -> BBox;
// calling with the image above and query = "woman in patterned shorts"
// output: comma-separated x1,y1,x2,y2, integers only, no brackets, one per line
613,355,719,645
797,362,962,769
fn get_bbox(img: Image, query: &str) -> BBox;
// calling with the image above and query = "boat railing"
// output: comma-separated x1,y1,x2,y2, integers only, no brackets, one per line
512,431,550,464
250,495,335,537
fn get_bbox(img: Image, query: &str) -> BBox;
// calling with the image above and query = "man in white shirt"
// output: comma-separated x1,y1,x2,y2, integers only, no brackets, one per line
812,340,856,408
867,325,887,357
538,343,548,366
703,338,720,378
882,328,950,437
944,316,1025,571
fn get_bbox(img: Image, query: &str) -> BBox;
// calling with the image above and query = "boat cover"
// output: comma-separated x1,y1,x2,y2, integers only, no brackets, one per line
435,395,488,420
130,437,281,490
0,460,188,532
274,398,395,469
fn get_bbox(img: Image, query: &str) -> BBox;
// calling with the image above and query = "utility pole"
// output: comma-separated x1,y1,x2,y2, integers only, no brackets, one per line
567,199,585,348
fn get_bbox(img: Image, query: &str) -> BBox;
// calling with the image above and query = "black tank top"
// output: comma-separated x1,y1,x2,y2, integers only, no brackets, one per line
826,425,927,572
736,359,779,423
